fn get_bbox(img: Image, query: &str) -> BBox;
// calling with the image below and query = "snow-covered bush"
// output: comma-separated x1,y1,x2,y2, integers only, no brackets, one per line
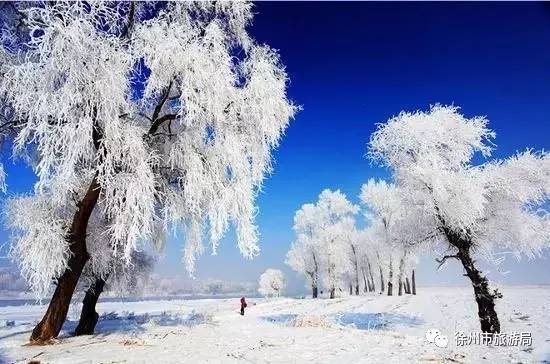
258,269,286,298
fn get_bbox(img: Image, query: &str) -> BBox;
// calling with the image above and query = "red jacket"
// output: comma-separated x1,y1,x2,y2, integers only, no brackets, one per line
240,297,247,308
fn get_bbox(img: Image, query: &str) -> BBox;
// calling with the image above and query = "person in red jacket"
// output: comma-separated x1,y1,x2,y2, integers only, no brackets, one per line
240,297,247,316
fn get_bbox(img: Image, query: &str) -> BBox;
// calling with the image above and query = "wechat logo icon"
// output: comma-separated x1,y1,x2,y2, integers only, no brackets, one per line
426,328,448,348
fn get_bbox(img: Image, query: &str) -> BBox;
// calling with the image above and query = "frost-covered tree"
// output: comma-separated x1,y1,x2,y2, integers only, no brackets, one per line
343,222,361,295
360,178,431,296
369,104,550,333
358,227,387,294
354,229,378,294
360,180,405,296
286,191,359,299
258,268,285,298
320,216,356,298
286,203,322,298
205,280,224,295
0,2,296,342
311,190,359,298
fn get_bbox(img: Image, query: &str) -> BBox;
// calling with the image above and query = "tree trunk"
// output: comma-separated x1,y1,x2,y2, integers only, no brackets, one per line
312,253,319,298
397,257,405,296
308,269,318,299
387,257,393,296
312,284,318,298
367,261,376,292
456,246,500,333
405,277,411,294
350,245,360,296
442,225,501,334
329,287,335,299
349,283,353,295
412,270,416,295
30,176,101,343
379,265,385,294
75,276,106,336
362,268,369,293
398,279,403,296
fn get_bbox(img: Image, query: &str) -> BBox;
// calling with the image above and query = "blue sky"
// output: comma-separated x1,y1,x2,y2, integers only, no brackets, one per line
1,2,550,294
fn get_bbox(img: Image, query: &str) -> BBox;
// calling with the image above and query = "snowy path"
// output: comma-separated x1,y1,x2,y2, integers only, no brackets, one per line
1,286,549,363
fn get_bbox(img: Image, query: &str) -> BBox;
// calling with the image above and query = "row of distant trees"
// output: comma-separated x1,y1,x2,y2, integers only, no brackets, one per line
288,105,549,334
286,189,418,300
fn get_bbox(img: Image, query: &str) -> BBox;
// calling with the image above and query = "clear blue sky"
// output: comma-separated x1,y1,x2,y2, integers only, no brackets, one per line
1,2,549,294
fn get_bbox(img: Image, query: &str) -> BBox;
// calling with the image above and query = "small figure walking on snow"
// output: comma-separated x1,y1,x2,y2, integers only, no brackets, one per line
240,297,247,316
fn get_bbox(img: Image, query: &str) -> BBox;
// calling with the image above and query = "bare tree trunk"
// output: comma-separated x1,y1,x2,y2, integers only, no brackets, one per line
378,264,385,294
312,253,319,298
387,257,393,296
367,261,376,292
75,275,106,336
30,176,101,343
456,245,500,333
349,283,353,295
405,277,411,294
330,287,335,299
412,270,416,295
369,274,375,292
397,257,405,296
307,269,318,299
312,284,318,298
443,227,501,333
350,245,360,296
362,268,369,293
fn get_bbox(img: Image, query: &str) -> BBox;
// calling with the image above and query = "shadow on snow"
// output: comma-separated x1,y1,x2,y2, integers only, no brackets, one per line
261,312,423,331
334,312,423,330
61,310,210,336
260,314,298,325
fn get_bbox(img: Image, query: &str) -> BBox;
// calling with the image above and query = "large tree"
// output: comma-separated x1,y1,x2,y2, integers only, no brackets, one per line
368,105,549,333
1,1,296,343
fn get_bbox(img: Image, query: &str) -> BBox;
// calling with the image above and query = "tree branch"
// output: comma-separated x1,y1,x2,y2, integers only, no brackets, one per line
148,113,178,136
435,254,459,270
151,81,173,123
120,2,135,39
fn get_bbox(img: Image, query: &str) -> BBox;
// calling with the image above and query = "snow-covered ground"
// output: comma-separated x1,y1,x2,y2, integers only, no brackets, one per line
1,286,548,363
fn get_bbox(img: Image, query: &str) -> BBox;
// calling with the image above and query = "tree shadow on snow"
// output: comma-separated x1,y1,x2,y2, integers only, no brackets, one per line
0,328,32,341
334,312,423,331
61,311,210,337
260,314,298,325
0,347,12,364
